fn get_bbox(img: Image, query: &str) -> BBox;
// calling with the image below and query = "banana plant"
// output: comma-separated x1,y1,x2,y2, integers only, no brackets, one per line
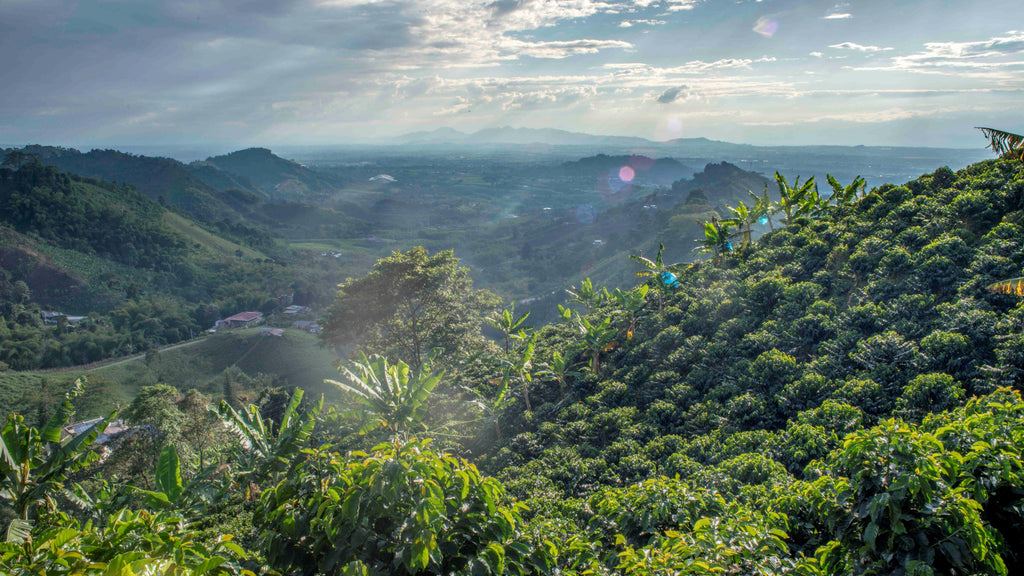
572,314,617,374
800,183,830,218
750,185,776,231
724,201,763,248
630,244,676,312
497,332,538,412
694,217,736,265
566,277,607,313
536,350,581,403
608,284,648,340
987,277,1024,296
132,444,223,516
216,388,319,486
486,303,532,354
328,353,443,439
0,379,113,540
464,376,516,444
773,172,817,224
827,173,867,206
977,126,1024,160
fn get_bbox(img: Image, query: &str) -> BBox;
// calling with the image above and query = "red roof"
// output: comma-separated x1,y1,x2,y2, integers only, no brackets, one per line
224,311,263,322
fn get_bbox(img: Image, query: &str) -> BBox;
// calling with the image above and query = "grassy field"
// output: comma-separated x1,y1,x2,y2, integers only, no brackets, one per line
1,328,344,424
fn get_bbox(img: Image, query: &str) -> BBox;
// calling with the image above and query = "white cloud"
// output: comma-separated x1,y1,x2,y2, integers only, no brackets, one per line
665,0,700,11
829,42,893,52
620,18,666,27
848,32,1024,78
809,51,824,58
823,13,852,19
503,38,634,59
896,31,1024,63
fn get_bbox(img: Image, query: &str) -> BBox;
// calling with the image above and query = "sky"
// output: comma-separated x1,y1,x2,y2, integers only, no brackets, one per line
1,0,1022,148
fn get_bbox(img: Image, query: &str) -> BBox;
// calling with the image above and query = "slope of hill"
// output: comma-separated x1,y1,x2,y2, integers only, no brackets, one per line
468,158,1024,570
0,161,345,374
184,162,263,197
15,145,247,223
0,160,187,270
196,147,345,201
560,154,698,186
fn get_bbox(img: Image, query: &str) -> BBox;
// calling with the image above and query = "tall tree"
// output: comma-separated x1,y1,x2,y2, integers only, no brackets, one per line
323,247,500,370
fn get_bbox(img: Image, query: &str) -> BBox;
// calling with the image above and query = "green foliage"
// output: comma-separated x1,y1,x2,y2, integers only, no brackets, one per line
258,439,543,576
6,155,1024,576
809,407,1015,575
216,388,319,485
0,162,187,269
0,380,112,526
328,353,443,438
323,247,500,369
0,509,257,575
132,444,225,515
616,504,797,575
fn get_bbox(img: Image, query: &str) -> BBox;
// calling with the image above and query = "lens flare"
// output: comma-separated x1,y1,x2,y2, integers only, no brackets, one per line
665,117,684,136
619,166,635,182
753,17,779,38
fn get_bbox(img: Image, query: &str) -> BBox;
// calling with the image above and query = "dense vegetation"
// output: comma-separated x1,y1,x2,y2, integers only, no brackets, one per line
0,158,344,376
3,153,1024,575
0,158,187,269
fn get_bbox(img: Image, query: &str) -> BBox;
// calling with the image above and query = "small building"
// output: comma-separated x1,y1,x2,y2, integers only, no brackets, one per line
283,305,312,316
293,320,323,334
41,311,65,325
218,311,264,329
260,327,285,337
63,417,130,445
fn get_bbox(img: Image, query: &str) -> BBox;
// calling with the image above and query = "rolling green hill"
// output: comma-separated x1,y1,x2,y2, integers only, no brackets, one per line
0,160,344,375
195,147,347,202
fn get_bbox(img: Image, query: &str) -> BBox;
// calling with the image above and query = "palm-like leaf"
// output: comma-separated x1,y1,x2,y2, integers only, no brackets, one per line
134,444,226,514
987,277,1024,296
328,353,443,437
155,445,184,503
216,389,318,483
750,185,776,231
566,278,606,312
827,174,866,206
694,218,736,264
725,201,765,248
572,314,617,373
774,172,817,224
5,518,31,544
977,127,1024,160
630,244,665,282
486,304,531,354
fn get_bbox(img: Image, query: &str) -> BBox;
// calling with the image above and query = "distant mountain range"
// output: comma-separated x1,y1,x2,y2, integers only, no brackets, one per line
387,126,992,185
402,126,654,148
395,126,981,155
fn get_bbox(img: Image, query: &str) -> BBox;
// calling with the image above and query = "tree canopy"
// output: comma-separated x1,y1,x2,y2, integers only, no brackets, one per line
323,247,500,369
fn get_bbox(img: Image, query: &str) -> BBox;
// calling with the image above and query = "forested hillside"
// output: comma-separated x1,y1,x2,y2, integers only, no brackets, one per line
3,156,1024,575
0,158,344,376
